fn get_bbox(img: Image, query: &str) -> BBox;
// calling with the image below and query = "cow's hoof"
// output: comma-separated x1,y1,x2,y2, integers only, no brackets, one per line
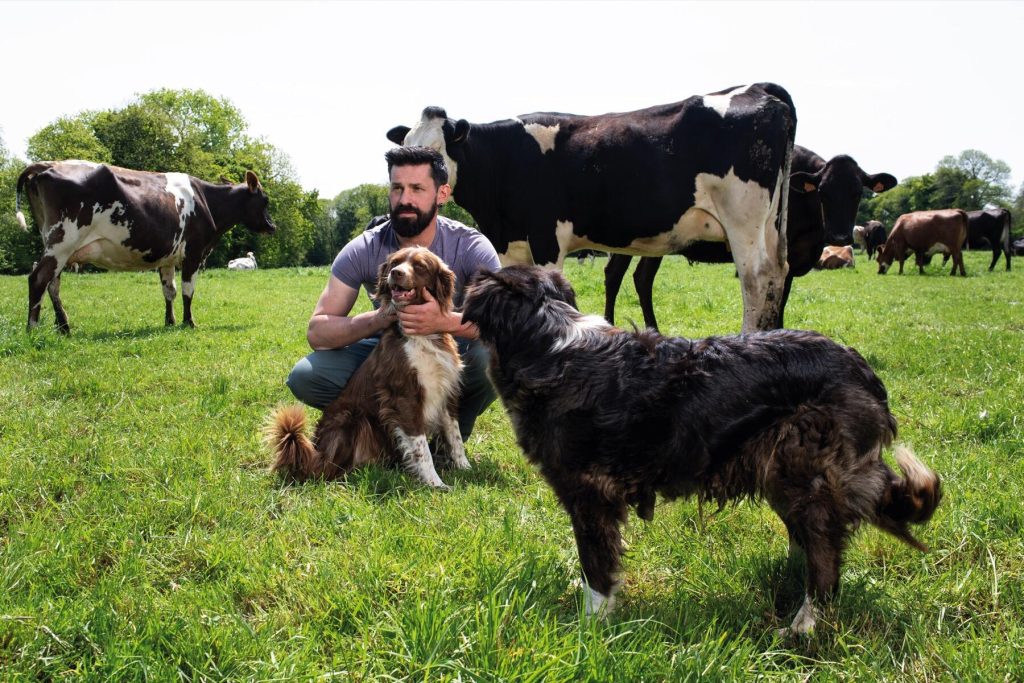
183,320,197,329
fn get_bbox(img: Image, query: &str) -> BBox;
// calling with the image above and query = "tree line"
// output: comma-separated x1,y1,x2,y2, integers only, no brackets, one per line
1,88,1021,275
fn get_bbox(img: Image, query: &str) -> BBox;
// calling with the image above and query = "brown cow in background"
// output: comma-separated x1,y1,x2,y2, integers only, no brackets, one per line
876,209,968,276
815,245,855,269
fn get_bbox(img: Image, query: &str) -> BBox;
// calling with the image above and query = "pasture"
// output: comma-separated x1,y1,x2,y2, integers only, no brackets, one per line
1,252,1022,681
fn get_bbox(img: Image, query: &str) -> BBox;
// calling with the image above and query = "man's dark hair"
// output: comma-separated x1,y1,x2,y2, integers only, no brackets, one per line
385,146,449,187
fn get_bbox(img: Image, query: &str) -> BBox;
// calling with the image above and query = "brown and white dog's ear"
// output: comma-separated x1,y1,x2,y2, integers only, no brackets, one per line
374,257,393,306
432,263,456,314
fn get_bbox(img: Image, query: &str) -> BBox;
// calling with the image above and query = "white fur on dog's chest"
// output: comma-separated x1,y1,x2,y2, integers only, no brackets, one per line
403,336,462,425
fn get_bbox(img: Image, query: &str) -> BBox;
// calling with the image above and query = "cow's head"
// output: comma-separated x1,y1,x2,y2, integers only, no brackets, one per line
387,107,470,188
876,243,894,274
241,171,276,234
791,155,896,246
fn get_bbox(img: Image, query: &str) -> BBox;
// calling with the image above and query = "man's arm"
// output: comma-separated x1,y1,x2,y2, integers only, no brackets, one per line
306,275,396,350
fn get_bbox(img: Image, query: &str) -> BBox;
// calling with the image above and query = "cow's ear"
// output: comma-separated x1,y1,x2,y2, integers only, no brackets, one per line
245,171,260,193
387,126,410,145
450,119,470,145
790,171,819,194
865,172,898,194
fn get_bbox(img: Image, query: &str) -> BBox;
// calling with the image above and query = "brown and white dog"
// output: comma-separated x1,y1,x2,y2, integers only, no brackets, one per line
266,247,468,489
462,265,941,636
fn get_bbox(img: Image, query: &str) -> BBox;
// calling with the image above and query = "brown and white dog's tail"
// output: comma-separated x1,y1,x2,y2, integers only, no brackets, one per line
874,445,942,552
264,404,329,480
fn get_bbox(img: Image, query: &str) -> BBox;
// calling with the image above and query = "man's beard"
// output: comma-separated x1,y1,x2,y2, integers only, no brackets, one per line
390,202,439,238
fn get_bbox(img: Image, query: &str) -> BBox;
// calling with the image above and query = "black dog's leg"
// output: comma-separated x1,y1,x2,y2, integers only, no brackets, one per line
561,485,629,615
780,505,845,637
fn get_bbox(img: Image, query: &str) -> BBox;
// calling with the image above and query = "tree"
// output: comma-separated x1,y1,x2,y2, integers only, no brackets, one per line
859,149,1016,226
935,149,1012,208
26,114,112,163
22,89,318,269
0,134,41,274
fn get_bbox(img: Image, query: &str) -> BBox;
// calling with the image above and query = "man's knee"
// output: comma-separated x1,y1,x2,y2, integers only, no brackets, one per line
286,356,327,409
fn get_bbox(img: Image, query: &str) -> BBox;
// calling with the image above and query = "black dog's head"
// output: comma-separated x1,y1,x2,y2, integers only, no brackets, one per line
463,266,578,342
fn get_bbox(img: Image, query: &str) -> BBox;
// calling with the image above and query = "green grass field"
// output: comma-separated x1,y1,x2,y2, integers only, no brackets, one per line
1,251,1022,681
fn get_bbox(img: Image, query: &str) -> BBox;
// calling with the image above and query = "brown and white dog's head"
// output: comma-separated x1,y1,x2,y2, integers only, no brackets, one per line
375,246,456,314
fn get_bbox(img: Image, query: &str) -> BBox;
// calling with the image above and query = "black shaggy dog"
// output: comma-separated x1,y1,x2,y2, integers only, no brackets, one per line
461,266,941,636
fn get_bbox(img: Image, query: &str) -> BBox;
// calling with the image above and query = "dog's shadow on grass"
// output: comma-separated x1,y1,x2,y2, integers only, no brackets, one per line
267,456,518,503
618,552,913,652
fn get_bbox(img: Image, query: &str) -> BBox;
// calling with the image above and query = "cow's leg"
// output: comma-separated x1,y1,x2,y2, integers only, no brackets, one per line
988,246,1000,272
633,256,663,331
732,238,787,333
158,265,177,326
46,271,70,333
777,273,796,329
1002,220,1012,271
952,248,967,277
603,255,631,326
28,255,64,332
180,257,202,328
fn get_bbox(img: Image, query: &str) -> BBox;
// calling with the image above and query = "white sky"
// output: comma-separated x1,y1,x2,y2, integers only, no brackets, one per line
2,0,1022,199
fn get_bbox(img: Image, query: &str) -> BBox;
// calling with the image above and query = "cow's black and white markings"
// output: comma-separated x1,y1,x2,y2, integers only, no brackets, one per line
387,83,797,332
16,161,275,332
604,145,897,330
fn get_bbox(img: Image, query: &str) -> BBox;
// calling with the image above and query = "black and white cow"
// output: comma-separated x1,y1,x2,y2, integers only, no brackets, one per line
965,208,1012,271
387,83,797,332
604,145,897,330
16,160,275,332
853,220,887,259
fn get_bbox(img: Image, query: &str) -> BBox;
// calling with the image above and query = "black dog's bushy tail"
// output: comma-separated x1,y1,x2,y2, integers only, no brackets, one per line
874,445,942,551
264,405,329,481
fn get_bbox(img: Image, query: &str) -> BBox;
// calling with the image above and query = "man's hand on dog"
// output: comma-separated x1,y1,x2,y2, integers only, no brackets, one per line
397,289,452,335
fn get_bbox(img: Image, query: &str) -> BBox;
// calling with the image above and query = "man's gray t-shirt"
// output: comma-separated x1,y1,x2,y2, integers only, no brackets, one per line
331,216,501,308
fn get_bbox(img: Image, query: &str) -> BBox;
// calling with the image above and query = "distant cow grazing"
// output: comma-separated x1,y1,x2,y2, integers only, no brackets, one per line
853,220,887,259
603,145,896,330
16,160,275,332
877,209,968,276
228,252,257,270
815,245,855,269
387,83,797,333
966,208,1012,271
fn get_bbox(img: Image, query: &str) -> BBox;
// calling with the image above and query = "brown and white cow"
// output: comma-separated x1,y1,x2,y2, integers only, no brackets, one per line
16,160,275,332
815,245,855,269
876,209,967,276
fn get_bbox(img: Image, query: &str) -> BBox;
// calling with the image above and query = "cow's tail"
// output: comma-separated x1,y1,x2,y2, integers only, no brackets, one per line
872,445,942,552
264,404,329,481
956,209,970,247
15,162,52,231
1002,209,1012,258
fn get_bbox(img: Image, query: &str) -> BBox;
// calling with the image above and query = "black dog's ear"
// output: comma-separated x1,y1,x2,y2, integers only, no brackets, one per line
544,269,578,309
